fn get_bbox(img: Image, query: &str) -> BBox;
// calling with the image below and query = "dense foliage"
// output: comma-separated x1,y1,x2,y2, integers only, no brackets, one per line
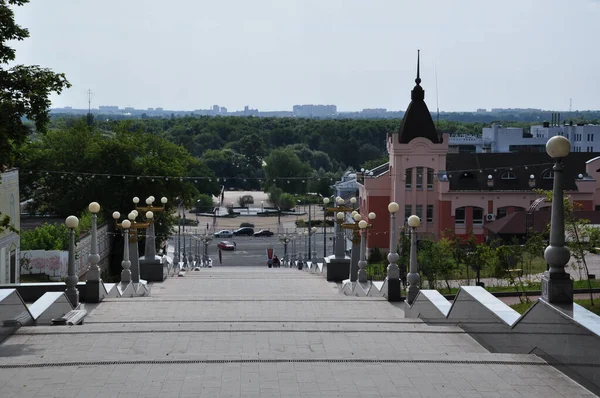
0,0,70,167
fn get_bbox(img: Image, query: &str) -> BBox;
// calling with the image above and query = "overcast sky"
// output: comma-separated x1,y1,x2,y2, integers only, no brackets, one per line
9,0,600,112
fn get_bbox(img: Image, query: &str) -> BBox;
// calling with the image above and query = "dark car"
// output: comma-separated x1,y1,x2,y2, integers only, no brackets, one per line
254,229,274,237
233,227,254,236
217,241,235,251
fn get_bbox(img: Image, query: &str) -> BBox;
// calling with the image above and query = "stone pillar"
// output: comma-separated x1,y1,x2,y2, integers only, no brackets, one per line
350,232,360,281
121,228,132,283
65,218,79,308
406,222,421,305
130,231,140,283
86,209,102,303
387,209,401,302
541,158,573,303
357,229,368,283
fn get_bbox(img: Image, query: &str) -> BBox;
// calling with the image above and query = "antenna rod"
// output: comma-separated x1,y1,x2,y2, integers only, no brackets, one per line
435,64,440,129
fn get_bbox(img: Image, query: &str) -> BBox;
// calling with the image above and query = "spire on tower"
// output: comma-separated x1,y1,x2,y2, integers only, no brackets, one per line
416,49,421,85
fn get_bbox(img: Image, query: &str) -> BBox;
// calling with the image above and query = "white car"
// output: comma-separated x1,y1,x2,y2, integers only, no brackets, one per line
213,230,233,238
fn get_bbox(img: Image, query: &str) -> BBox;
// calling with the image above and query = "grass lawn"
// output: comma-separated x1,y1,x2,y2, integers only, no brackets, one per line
510,299,600,316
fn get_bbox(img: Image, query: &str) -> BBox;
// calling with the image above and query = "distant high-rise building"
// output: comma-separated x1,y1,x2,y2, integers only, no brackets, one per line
292,104,337,118
220,107,227,114
212,105,220,114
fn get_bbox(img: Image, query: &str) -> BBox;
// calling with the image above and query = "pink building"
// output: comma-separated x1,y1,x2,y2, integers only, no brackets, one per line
358,58,600,252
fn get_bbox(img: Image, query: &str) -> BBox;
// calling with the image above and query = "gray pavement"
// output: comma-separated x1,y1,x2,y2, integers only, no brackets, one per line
0,267,596,397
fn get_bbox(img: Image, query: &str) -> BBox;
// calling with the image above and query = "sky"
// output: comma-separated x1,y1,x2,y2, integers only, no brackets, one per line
9,0,600,112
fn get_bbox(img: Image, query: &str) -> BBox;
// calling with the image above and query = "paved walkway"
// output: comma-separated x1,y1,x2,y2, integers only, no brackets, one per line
0,268,596,397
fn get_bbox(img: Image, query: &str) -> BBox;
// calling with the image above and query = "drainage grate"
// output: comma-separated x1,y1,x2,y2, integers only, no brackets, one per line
0,358,554,369
15,329,467,335
84,320,425,324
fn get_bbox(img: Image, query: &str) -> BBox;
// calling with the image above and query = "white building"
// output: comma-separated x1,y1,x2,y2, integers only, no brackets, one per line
0,169,20,284
448,122,600,154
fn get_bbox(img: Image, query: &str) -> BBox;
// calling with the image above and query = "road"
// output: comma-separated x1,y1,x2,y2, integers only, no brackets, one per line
167,234,333,267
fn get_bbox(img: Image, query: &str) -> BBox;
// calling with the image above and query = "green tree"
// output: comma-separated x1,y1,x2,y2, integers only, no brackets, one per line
0,0,71,166
263,148,312,194
20,223,69,251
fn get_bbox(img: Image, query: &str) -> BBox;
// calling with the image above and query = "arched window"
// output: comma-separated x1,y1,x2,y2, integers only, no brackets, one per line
501,171,516,180
542,169,554,179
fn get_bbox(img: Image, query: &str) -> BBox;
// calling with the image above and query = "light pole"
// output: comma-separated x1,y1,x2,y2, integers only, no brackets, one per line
307,199,313,259
280,235,291,266
86,202,101,281
309,226,318,260
357,212,376,283
322,197,330,258
407,214,421,305
85,201,103,303
120,218,132,282
65,215,79,307
542,135,573,303
387,202,401,302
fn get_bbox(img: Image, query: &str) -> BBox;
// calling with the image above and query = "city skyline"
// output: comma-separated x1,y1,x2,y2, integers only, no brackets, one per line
10,0,600,112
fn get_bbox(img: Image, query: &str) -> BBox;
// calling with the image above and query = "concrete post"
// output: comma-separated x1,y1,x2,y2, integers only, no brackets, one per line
406,224,420,305
357,229,368,283
542,157,573,303
350,233,360,281
86,208,102,303
387,210,401,301
87,211,101,281
65,218,79,307
121,228,131,283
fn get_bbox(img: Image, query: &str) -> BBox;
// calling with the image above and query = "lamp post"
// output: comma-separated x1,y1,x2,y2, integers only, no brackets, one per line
542,135,573,303
322,197,330,258
407,214,421,305
310,226,318,260
280,235,291,266
387,202,401,301
200,234,212,267
86,202,101,281
65,215,79,307
357,212,376,283
113,209,151,285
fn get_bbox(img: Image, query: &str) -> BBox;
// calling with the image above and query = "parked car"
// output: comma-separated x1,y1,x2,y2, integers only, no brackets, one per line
217,241,235,251
233,227,254,236
214,230,233,238
254,229,274,237
240,222,255,228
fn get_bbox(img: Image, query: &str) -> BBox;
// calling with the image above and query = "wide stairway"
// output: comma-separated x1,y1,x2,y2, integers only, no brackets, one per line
0,267,595,397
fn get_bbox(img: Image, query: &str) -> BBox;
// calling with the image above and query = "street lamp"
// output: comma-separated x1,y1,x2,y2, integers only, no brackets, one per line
310,226,318,259
387,202,401,302
542,135,573,303
407,214,421,305
86,202,101,281
322,197,330,258
65,215,79,307
280,235,291,266
356,212,376,283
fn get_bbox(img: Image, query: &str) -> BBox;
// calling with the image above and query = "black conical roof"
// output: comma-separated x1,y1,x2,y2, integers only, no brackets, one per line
397,51,441,144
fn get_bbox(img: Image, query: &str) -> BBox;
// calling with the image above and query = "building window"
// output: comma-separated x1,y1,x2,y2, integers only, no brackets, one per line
455,207,465,225
416,167,423,190
497,208,507,219
501,171,516,180
473,207,484,225
542,169,554,179
416,205,423,220
427,205,433,223
405,168,412,190
427,168,434,190
591,135,594,142
404,204,412,221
